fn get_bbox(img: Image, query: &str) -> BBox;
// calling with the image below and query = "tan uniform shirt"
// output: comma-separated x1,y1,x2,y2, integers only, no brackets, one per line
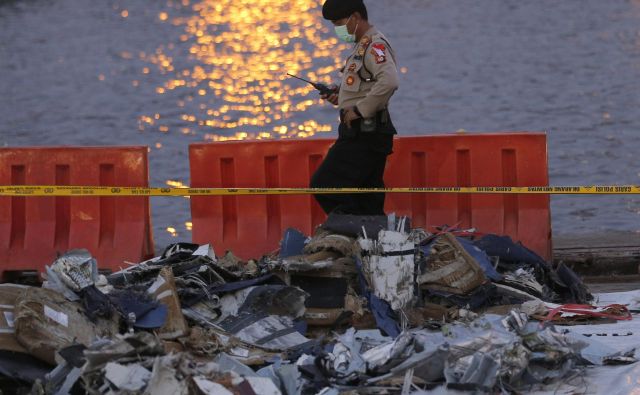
338,27,399,118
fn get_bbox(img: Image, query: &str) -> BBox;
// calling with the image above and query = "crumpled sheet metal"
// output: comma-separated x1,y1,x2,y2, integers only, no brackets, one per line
106,242,228,292
183,273,285,309
445,335,531,389
442,326,521,389
473,234,592,304
43,250,113,306
231,285,307,320
9,229,629,394
214,353,259,378
321,310,637,392
426,283,499,311
48,249,99,292
43,266,81,302
325,329,439,385
473,234,549,272
192,377,233,395
447,352,501,390
76,334,254,394
359,230,415,311
242,375,283,395
359,325,513,388
500,268,545,298
362,331,415,374
276,363,303,395
494,283,542,303
220,314,311,351
83,332,164,371
188,283,313,352
388,342,449,384
144,355,189,395
40,332,163,393
526,304,640,395
97,353,236,394
325,328,368,380
562,331,637,366
104,362,152,392
162,242,216,260
215,286,256,321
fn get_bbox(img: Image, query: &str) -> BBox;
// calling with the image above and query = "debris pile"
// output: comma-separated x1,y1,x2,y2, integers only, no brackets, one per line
0,213,637,394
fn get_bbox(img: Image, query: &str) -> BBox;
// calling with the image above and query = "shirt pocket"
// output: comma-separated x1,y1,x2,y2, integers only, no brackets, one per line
340,62,363,92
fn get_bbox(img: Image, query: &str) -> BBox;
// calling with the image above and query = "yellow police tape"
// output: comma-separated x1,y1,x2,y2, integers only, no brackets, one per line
0,185,639,196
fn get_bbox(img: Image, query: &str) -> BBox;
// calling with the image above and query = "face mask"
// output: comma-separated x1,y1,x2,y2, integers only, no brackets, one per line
335,15,357,43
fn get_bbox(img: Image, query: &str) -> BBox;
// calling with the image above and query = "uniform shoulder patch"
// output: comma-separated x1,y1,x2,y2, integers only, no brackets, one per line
371,42,387,64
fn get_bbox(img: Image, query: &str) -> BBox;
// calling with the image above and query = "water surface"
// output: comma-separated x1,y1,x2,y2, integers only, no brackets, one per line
1,0,639,249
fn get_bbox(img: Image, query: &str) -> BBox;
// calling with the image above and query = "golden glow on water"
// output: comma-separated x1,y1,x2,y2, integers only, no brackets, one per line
135,0,346,142
119,0,348,237
166,180,190,199
166,180,188,188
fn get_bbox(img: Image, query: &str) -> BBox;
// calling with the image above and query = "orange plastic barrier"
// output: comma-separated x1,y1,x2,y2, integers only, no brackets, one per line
0,147,154,278
189,133,551,260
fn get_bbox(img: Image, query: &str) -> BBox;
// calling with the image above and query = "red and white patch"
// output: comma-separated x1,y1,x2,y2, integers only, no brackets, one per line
371,43,386,64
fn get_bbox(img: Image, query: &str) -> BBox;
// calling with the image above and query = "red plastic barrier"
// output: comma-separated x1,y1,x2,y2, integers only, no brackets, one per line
190,133,551,260
0,147,154,278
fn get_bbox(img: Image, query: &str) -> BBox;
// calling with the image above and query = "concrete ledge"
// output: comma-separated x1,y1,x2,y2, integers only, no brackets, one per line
553,231,640,276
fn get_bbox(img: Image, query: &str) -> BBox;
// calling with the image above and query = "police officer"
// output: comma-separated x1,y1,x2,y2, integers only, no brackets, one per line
311,0,399,216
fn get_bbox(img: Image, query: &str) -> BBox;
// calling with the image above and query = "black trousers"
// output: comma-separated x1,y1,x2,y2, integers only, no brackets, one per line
310,127,393,216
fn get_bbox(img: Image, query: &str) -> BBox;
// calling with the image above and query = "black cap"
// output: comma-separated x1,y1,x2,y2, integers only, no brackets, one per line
322,0,364,21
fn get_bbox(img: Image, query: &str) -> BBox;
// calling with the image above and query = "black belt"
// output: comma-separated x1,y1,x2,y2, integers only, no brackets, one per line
338,109,396,137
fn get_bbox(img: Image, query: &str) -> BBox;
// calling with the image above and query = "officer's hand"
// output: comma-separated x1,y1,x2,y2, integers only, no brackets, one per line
320,85,339,105
342,107,361,129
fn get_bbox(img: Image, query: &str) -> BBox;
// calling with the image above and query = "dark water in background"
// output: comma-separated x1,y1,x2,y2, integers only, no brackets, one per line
1,0,639,250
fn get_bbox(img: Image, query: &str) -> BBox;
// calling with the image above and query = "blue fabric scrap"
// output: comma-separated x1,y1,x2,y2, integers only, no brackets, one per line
426,283,497,309
134,304,168,329
473,234,550,270
279,228,308,258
